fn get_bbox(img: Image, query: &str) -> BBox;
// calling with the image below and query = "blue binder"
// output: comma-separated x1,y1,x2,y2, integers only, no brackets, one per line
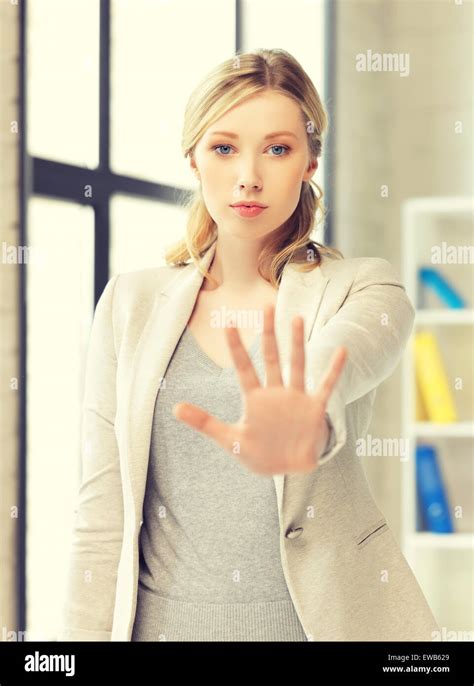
416,444,454,533
419,267,466,308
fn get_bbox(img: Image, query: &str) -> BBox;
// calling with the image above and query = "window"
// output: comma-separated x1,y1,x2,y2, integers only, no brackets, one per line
21,0,331,638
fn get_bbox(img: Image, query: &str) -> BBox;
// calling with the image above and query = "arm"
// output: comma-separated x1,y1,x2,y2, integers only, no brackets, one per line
310,258,415,467
57,274,124,641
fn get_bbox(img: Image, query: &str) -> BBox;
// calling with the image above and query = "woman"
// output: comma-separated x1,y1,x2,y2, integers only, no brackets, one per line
59,49,439,642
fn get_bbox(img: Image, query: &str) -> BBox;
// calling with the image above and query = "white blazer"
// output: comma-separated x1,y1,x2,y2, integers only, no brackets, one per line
58,240,440,641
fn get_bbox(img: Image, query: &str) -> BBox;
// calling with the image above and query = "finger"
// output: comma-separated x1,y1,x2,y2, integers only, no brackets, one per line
263,304,283,387
312,346,348,408
225,324,261,394
173,402,236,452
289,315,305,391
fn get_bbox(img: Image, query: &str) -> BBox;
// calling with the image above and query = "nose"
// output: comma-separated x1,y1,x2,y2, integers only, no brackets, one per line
233,179,262,198
233,157,262,197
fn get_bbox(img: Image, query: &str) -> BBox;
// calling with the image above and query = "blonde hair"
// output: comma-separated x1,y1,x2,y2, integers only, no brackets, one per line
165,48,344,289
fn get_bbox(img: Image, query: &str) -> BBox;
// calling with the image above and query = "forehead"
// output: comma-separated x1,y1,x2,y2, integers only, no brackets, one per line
204,91,305,139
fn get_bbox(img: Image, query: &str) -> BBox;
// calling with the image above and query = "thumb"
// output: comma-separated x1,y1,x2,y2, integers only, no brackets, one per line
173,402,236,452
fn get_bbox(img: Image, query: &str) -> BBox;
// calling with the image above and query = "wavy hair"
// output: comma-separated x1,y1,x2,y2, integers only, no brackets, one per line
165,48,343,289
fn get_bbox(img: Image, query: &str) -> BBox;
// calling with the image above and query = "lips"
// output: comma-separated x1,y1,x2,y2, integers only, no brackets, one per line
230,205,267,217
230,202,268,208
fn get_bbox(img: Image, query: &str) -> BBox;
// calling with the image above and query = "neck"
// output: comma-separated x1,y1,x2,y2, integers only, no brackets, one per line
203,234,272,294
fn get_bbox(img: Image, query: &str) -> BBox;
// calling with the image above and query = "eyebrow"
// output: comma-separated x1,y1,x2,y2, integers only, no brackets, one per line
207,130,298,140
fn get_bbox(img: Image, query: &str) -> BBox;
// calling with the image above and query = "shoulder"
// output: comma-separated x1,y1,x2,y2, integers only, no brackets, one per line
319,253,405,287
111,262,188,307
310,253,415,336
91,263,188,330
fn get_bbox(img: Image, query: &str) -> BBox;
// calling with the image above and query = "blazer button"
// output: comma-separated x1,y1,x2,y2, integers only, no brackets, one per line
285,526,304,539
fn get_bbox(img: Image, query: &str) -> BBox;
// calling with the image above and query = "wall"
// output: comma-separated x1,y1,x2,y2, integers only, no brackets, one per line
334,0,472,537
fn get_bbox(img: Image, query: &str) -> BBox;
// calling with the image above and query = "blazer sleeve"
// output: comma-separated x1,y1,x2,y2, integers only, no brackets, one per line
56,274,124,641
311,257,415,467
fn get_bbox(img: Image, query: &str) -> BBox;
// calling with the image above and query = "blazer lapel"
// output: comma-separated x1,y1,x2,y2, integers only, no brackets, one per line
125,240,331,529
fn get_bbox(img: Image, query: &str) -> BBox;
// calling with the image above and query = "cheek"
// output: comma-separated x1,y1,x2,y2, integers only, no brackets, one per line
194,149,218,177
200,160,230,186
273,169,304,202
271,159,304,184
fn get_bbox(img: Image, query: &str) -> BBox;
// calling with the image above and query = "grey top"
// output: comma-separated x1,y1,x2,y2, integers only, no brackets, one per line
130,325,310,642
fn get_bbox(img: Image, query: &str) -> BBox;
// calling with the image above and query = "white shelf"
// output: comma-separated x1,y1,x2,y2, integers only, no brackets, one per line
415,309,474,325
410,421,474,438
408,532,474,550
402,196,474,215
401,195,474,631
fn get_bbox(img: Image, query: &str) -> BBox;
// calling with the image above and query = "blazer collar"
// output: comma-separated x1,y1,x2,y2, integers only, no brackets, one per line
126,239,331,525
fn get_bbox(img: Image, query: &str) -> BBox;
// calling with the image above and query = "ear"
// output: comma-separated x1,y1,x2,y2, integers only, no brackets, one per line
303,159,318,183
190,157,199,177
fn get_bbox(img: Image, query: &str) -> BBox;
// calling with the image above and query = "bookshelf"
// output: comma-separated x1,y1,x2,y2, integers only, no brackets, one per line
401,196,474,633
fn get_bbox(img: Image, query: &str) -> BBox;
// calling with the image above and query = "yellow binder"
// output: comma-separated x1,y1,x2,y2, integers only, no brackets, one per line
415,377,429,421
414,331,458,422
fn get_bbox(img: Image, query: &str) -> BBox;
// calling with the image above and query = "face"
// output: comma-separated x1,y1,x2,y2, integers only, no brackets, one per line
191,89,318,241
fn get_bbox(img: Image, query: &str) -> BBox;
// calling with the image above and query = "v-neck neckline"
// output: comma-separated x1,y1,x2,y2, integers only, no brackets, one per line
184,326,261,375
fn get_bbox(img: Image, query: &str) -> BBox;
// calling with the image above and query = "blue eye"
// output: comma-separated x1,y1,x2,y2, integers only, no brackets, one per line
213,144,233,155
211,144,290,157
268,145,289,156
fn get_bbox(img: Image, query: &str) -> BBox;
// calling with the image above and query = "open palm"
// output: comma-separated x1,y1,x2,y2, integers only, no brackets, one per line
173,304,347,475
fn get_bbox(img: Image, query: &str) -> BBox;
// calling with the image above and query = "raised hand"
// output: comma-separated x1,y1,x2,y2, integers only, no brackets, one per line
173,304,347,475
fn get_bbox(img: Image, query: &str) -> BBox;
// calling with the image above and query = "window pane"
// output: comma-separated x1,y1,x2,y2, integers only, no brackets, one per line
110,193,188,275
27,0,99,168
26,198,94,640
110,0,235,188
